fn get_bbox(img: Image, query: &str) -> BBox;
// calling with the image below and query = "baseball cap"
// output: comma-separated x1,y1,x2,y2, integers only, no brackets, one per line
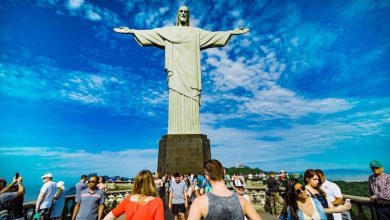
370,160,382,168
41,173,53,179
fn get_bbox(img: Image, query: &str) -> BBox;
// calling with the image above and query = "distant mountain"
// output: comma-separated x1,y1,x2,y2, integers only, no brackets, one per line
321,169,370,181
288,168,370,182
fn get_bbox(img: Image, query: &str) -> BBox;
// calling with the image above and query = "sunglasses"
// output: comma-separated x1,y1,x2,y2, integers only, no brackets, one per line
88,180,96,183
295,185,306,194
371,167,380,170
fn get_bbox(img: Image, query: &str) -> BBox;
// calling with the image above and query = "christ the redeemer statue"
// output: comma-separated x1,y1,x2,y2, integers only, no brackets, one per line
114,6,249,134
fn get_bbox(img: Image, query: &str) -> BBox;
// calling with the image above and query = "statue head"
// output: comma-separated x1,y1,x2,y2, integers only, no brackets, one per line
176,6,190,26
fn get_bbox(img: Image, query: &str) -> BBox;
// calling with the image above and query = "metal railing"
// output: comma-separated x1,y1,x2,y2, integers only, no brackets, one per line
22,184,381,220
22,190,132,220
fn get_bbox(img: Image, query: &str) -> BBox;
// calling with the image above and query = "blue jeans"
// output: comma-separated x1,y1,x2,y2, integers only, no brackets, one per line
375,203,390,220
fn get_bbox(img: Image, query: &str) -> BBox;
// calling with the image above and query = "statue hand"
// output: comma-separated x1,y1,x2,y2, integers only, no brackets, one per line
113,27,134,34
232,27,249,35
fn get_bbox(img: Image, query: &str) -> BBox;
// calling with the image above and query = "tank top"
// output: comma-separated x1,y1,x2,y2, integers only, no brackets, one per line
204,192,245,220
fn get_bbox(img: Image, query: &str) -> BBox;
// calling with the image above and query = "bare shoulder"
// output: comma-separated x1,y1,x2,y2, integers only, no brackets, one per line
188,195,209,220
192,194,208,207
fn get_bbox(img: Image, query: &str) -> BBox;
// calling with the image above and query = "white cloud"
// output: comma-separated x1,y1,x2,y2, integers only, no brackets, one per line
36,0,121,24
202,108,389,171
67,0,84,9
134,7,173,28
0,59,167,117
0,146,158,177
86,9,102,21
242,86,353,118
202,41,352,119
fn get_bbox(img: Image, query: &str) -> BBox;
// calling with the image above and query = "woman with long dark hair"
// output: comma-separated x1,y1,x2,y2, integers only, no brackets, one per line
304,169,351,219
280,178,327,220
103,170,164,220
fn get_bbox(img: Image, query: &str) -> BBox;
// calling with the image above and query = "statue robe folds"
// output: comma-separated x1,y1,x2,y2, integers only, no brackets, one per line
133,26,233,134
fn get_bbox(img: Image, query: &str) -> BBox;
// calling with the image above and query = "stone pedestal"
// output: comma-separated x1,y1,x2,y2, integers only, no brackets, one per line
157,134,211,174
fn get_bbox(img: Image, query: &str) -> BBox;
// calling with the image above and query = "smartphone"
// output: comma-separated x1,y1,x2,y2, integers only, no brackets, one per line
15,172,19,179
345,199,351,204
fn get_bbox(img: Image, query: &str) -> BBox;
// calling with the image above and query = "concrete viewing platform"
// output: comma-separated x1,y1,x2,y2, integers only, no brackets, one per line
22,180,378,220
114,194,278,220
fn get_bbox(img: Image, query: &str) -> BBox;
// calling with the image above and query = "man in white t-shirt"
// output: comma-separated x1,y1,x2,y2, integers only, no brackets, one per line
169,172,188,220
317,169,344,220
35,173,57,219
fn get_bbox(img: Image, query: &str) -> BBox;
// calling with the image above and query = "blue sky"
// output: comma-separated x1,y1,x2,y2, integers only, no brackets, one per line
1,0,389,185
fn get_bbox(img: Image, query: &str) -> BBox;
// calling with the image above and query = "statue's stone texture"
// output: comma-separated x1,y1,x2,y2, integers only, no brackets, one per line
158,134,211,174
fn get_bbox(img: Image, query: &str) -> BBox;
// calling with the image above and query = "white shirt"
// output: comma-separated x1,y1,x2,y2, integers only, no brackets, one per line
38,181,57,209
321,180,343,220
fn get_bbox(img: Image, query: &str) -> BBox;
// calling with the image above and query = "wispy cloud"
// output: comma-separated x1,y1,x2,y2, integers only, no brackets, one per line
1,0,389,175
36,0,121,25
203,103,390,170
0,146,158,177
67,0,84,9
0,58,167,117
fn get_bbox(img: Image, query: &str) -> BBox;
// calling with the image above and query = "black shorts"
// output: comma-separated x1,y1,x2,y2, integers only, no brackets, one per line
172,203,186,215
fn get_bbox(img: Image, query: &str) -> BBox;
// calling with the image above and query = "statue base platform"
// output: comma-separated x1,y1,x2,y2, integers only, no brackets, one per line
157,134,211,174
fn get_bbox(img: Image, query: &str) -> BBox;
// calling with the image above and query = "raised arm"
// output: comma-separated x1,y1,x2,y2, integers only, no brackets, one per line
0,177,18,193
16,177,25,199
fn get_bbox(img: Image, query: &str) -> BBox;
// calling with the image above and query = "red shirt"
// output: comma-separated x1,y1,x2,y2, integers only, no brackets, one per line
112,196,164,220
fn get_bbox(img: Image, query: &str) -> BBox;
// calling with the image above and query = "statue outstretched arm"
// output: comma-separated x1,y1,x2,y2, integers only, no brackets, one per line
114,26,165,48
113,27,134,34
231,27,250,35
199,27,249,49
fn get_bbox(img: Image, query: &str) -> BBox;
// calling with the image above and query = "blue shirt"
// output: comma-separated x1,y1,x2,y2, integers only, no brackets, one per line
76,188,105,220
197,175,205,188
75,182,87,202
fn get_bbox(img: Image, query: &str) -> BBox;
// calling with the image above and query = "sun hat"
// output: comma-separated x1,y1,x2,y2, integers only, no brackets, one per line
56,181,65,190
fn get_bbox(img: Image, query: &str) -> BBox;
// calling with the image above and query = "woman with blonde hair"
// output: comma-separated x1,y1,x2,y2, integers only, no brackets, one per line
103,170,164,220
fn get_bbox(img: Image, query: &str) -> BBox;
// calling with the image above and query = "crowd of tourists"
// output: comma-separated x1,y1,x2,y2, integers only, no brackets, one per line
0,159,389,220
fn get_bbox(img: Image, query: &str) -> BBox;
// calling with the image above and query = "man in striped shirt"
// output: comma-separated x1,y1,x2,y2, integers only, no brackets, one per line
72,176,105,220
368,160,390,220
